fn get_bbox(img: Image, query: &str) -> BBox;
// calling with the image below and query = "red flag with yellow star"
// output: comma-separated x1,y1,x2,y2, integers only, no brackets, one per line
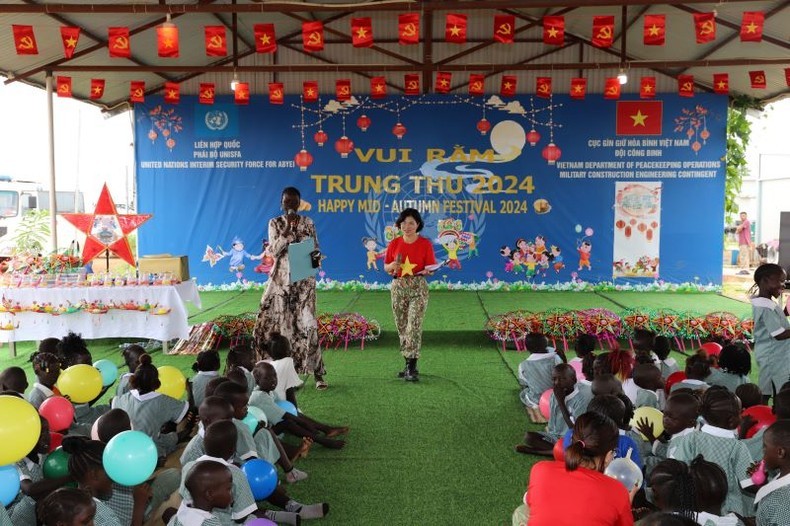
536,77,551,99
12,25,38,55
678,75,695,97
157,24,179,58
570,78,586,100
785,68,790,87
352,17,373,48
303,21,324,52
130,81,145,103
592,16,614,47
371,76,387,99
640,76,656,99
493,15,515,44
60,26,80,59
713,73,729,94
604,78,621,100
108,27,131,58
90,79,105,100
749,70,766,89
435,71,452,93
164,82,180,104
404,74,420,95
269,82,284,104
399,13,419,45
616,101,663,135
446,14,467,44
205,26,227,56
500,75,516,97
234,82,250,105
694,12,716,43
543,15,564,45
643,14,665,45
303,81,319,102
468,74,485,96
740,12,764,42
56,76,72,98
199,83,214,105
254,24,277,53
336,79,351,101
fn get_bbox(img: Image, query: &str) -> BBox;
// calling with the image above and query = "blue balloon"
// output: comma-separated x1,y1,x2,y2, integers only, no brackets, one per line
0,464,20,506
93,360,118,387
275,400,298,416
103,430,157,486
242,413,258,434
242,459,278,500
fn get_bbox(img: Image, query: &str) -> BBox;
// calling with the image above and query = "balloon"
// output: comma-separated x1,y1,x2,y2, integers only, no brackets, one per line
605,456,643,491
700,342,723,358
664,371,687,394
275,400,298,417
743,405,777,439
156,366,186,400
242,459,278,500
552,438,564,462
39,396,75,432
568,360,584,380
0,395,42,466
247,406,268,426
630,407,664,440
247,520,277,526
43,447,70,479
57,364,102,403
575,224,582,233
242,413,258,434
585,228,594,237
93,359,119,387
538,390,552,420
103,431,158,486
49,432,64,452
751,460,767,485
0,464,20,506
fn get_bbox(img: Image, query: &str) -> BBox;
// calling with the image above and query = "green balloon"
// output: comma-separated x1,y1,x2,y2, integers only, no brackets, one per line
43,448,70,479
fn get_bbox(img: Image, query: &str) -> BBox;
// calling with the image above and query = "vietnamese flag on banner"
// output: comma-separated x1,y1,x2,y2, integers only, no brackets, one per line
404,74,420,95
199,83,214,105
108,27,131,58
371,76,387,99
678,75,695,97
336,79,351,101
643,14,665,45
535,77,552,99
130,81,145,103
157,25,179,58
254,24,277,53
435,71,452,93
493,15,515,44
500,75,516,96
164,82,180,104
785,68,790,87
741,12,764,42
12,25,38,55
570,78,587,100
469,74,485,96
640,76,656,99
352,17,373,48
543,15,565,45
303,81,319,102
749,70,767,89
269,82,284,104
303,21,324,52
398,13,419,45
90,79,105,100
694,12,716,43
234,82,250,105
205,26,227,56
61,26,80,59
713,73,729,94
56,76,72,98
592,16,614,47
446,14,467,44
604,78,621,100
616,101,663,135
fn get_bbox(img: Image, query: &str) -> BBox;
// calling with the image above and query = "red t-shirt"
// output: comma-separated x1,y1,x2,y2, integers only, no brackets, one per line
526,461,634,526
384,236,436,278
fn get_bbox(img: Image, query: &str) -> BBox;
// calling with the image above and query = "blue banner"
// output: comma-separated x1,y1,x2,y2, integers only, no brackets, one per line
135,94,727,286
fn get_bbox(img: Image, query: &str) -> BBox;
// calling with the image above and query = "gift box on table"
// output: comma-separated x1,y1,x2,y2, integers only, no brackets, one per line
138,254,190,280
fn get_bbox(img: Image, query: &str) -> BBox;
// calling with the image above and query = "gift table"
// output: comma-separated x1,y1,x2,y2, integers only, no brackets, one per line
0,281,201,357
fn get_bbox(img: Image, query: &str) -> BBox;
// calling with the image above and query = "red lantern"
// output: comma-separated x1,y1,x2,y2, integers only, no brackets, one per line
541,142,562,165
700,129,710,142
392,122,407,140
526,129,541,146
357,114,371,132
294,149,313,171
334,136,354,158
313,129,328,147
476,118,491,136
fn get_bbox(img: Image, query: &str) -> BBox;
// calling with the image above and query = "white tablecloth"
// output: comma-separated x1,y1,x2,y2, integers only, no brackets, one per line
0,281,201,344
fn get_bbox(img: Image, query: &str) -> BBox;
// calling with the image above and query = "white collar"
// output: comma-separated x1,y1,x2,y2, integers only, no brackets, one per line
237,366,250,374
683,379,708,386
130,389,161,402
700,423,737,439
695,511,739,525
175,502,218,526
119,372,133,379
196,371,219,377
33,383,55,397
565,386,580,402
755,472,790,504
194,454,231,467
527,351,557,361
662,358,677,366
671,427,695,441
197,421,205,437
752,296,781,310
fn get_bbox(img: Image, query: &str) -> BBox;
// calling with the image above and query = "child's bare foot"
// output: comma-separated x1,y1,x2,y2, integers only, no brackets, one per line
325,426,349,438
319,438,346,449
291,437,313,461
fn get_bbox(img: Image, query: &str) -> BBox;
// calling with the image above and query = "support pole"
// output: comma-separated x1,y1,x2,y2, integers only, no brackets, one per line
45,72,58,253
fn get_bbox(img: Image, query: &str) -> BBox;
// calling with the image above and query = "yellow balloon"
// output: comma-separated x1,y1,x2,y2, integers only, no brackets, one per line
630,406,665,440
156,366,186,400
57,364,102,404
0,395,42,465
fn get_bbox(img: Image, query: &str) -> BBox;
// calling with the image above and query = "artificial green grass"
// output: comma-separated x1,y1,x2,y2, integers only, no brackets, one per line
0,291,754,525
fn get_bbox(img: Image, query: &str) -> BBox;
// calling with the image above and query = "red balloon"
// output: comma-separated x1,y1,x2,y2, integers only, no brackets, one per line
39,396,75,432
553,438,564,462
539,389,552,420
700,342,723,358
49,432,63,452
664,371,687,394
742,405,776,439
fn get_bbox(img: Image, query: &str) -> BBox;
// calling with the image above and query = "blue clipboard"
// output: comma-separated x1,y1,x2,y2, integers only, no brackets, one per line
288,238,317,283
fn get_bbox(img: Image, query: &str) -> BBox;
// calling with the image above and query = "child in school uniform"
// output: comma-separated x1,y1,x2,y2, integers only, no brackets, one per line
689,456,741,526
654,335,680,380
751,420,790,526
736,384,763,411
27,351,61,409
36,487,98,526
190,350,221,409
225,345,257,396
0,366,28,394
517,333,563,424
670,353,712,394
633,363,665,410
741,389,790,463
706,344,751,393
117,344,146,397
168,460,231,526
638,392,701,475
181,395,259,465
57,332,110,433
568,333,597,386
264,333,306,405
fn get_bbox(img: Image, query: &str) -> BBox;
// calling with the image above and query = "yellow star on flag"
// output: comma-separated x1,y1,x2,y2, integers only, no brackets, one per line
399,256,417,276
631,110,648,127
65,36,78,48
92,86,102,95
439,79,449,87
374,85,385,92
745,21,758,33
260,34,271,45
648,24,661,36
356,27,368,38
503,81,513,90
573,85,583,93
717,80,727,90
547,27,559,38
449,25,461,36
306,88,315,96
643,84,653,93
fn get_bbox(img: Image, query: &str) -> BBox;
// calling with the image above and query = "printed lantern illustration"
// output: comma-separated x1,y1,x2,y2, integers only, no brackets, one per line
392,122,407,140
313,129,328,147
476,118,492,136
526,129,541,146
294,149,313,172
356,114,371,132
334,135,354,158
541,142,562,165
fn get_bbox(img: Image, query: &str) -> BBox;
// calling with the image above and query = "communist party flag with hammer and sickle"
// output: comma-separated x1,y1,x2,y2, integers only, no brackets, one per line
56,76,72,98
399,13,419,45
592,16,614,48
61,26,81,59
130,81,145,103
164,82,180,104
468,74,485,96
604,78,621,100
678,75,695,97
269,82,284,105
749,70,767,89
713,73,729,94
404,74,420,96
352,17,373,48
336,79,351,101
493,15,515,44
90,79,105,100
12,25,38,55
302,21,324,52
371,76,387,99
199,83,215,105
254,24,277,53
205,26,227,56
536,77,552,99
643,14,666,46
694,12,716,44
108,27,131,58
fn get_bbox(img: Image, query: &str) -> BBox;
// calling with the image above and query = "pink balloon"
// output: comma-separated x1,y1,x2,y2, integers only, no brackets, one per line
39,396,75,432
569,360,584,380
539,389,552,419
585,228,594,236
700,342,723,358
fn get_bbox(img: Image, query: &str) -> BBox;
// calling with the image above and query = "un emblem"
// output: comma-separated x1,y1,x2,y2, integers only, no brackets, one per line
205,110,229,131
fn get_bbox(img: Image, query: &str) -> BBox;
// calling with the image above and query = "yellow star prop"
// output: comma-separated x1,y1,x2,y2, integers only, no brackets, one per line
400,256,417,276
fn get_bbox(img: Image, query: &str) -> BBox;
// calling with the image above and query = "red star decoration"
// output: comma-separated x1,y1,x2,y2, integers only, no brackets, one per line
61,184,151,266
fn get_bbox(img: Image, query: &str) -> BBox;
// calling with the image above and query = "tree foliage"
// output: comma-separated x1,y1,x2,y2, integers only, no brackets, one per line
11,209,51,253
725,96,763,223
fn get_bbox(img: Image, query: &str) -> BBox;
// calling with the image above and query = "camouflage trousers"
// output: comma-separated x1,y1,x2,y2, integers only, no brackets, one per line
391,275,429,359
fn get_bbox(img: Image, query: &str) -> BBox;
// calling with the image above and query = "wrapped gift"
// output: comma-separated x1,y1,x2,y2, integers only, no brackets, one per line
138,255,190,281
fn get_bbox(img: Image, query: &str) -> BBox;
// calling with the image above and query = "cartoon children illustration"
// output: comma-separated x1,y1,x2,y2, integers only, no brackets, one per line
577,240,592,271
439,232,462,270
254,240,274,275
222,237,261,280
362,237,383,271
550,245,564,273
534,235,547,258
467,234,479,258
500,245,515,273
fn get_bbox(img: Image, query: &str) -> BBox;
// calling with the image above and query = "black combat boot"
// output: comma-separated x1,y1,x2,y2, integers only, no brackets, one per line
404,358,419,382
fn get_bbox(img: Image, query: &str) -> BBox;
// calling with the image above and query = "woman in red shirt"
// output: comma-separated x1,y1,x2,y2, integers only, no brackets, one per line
526,412,635,526
383,208,437,382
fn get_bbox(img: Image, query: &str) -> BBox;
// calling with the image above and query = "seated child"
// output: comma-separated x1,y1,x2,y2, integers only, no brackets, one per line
569,333,596,386
670,353,712,394
706,344,750,393
751,420,790,526
117,344,146,397
638,392,700,475
168,460,232,526
517,333,563,423
671,387,753,515
735,383,763,411
633,363,665,410
654,336,679,380
0,366,28,394
36,487,97,526
57,332,110,432
591,373,624,397
633,329,660,365
647,459,698,521
27,351,61,409
689,455,740,525
741,388,790,462
264,333,306,405
225,344,257,396
92,408,131,442
190,350,221,409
